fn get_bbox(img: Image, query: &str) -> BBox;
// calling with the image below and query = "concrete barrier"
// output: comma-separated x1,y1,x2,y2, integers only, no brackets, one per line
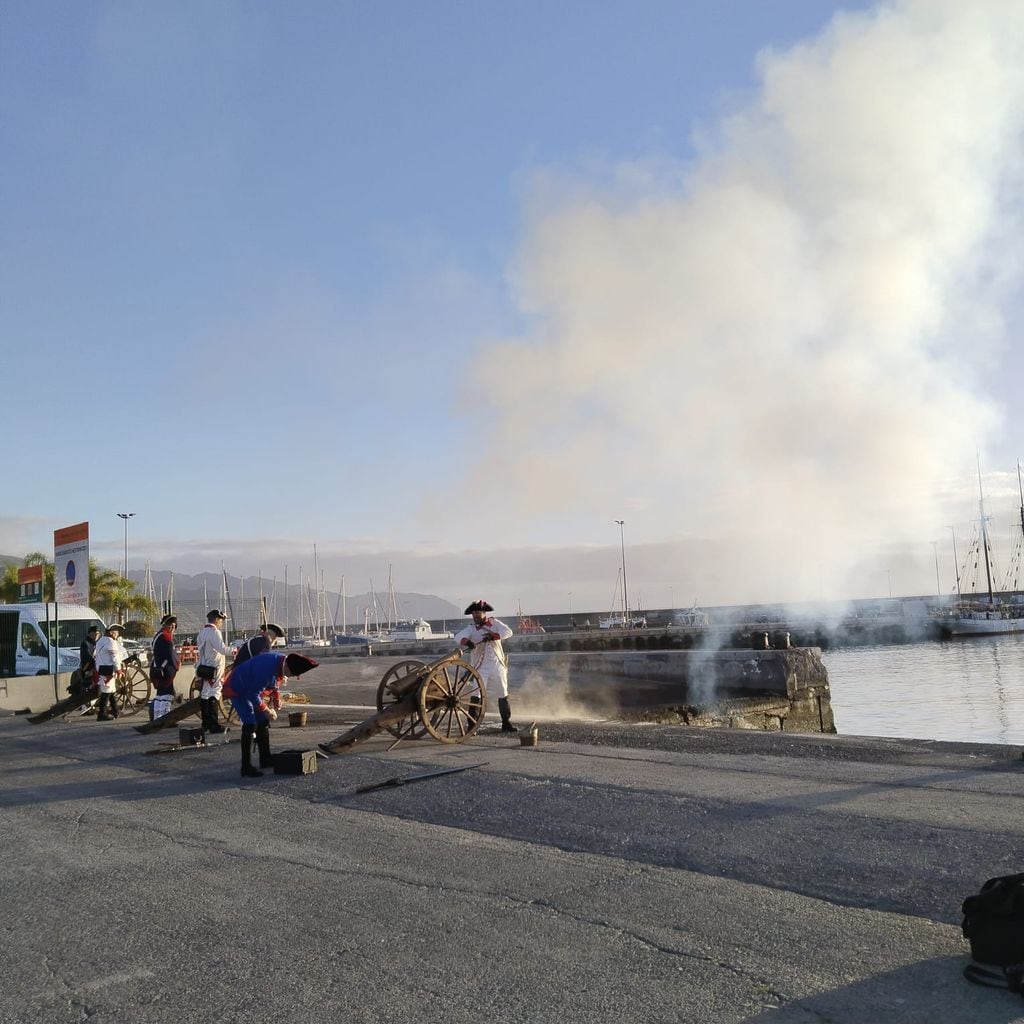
0,667,198,716
0,673,64,714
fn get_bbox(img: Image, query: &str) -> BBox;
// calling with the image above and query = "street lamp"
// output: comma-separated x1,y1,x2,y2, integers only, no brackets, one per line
116,513,135,579
614,520,629,626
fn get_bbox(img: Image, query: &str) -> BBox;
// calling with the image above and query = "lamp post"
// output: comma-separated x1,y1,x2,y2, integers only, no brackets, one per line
614,520,629,626
116,513,135,579
116,512,135,626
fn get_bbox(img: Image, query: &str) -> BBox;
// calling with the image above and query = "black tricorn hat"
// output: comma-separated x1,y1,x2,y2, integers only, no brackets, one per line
261,622,284,638
284,653,319,677
464,600,494,614
160,614,177,627
207,609,228,622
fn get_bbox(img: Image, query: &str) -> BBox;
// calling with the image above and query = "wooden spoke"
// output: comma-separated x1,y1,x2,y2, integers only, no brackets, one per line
114,663,152,717
376,660,429,739
419,659,485,743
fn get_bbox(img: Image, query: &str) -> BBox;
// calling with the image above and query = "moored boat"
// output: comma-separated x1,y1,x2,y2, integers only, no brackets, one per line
937,460,1024,638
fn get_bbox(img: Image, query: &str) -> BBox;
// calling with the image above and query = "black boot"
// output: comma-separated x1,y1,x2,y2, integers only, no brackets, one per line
240,724,262,778
108,693,119,719
256,722,273,769
204,699,225,734
466,696,483,731
498,697,517,734
96,693,111,721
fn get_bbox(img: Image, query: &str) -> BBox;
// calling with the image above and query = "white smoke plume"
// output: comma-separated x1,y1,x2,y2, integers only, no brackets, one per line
467,0,1024,605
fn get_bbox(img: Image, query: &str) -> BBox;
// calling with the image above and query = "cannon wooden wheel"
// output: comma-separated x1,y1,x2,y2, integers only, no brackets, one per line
189,679,239,725
417,658,486,743
376,660,429,740
114,661,152,717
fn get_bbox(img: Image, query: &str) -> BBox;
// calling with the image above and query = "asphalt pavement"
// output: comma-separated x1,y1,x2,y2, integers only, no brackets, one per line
2,663,1024,1024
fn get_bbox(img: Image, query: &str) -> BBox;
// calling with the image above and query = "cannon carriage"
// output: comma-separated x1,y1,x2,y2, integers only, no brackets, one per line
27,652,152,724
320,649,486,755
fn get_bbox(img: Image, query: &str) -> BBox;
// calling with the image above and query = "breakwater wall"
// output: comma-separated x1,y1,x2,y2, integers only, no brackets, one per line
508,647,835,734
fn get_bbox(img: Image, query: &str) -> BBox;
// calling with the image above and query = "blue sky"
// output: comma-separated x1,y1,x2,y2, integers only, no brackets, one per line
3,1,1023,614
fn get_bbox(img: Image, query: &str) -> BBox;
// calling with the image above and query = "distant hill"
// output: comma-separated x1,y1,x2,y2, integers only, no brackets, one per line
126,568,461,636
0,554,460,634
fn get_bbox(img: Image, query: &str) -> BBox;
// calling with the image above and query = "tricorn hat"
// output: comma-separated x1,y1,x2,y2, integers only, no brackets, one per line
261,622,284,638
207,609,227,622
160,614,177,627
106,623,124,633
464,600,494,614
284,653,319,677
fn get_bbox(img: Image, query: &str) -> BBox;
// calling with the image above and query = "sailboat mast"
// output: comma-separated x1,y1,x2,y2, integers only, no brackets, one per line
313,545,320,641
1018,460,1024,542
977,456,995,605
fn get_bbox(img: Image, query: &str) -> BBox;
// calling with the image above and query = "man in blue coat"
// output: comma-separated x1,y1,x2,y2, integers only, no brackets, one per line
223,652,318,778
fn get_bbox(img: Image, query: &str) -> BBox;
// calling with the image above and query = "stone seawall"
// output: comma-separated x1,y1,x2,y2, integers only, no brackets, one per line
510,647,835,734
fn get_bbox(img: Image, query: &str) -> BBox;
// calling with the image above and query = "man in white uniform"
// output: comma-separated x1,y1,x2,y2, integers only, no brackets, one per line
93,623,126,721
196,609,231,734
454,599,517,733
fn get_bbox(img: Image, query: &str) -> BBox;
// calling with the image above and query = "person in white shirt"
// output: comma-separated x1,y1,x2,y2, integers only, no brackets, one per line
195,609,231,734
93,623,126,721
454,599,517,733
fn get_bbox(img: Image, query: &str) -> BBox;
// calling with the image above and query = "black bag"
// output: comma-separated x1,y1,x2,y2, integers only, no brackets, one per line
195,663,216,681
96,665,115,678
962,874,1024,992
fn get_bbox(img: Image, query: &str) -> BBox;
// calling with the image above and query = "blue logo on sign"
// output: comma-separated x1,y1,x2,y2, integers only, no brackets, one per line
66,561,76,586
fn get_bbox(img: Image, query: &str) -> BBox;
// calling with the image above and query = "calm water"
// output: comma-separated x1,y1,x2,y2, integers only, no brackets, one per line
823,633,1024,746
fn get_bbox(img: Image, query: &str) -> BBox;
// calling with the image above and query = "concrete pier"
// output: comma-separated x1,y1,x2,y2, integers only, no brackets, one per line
1,712,1020,1023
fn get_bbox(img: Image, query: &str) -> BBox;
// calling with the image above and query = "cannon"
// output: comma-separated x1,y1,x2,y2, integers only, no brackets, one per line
320,649,486,755
27,654,152,724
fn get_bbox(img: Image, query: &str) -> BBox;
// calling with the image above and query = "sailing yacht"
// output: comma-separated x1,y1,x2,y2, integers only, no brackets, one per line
939,461,1024,637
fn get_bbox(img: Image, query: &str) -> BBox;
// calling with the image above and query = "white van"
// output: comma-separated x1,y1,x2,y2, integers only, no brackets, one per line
0,603,106,676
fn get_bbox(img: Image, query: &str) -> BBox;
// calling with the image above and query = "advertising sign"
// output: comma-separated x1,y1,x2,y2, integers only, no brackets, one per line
17,564,43,604
54,522,90,607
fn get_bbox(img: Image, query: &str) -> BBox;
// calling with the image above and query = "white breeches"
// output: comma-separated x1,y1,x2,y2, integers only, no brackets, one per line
97,672,117,694
479,663,508,699
200,678,223,700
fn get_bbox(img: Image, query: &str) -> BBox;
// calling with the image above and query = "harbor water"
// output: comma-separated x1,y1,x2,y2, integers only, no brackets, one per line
823,632,1024,746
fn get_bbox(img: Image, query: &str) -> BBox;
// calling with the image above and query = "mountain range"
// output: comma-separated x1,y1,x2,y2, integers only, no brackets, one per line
1,555,462,634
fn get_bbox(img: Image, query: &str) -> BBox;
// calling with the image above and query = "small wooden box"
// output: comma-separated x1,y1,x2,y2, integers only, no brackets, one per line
179,726,204,746
272,749,318,775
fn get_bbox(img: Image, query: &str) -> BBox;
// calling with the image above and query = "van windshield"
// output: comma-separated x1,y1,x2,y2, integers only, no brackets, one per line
38,618,105,649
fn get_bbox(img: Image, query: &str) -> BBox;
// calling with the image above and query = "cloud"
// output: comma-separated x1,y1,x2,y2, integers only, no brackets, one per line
463,0,1024,604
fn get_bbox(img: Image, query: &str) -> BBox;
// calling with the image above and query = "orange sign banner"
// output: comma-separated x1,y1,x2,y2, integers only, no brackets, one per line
54,522,89,546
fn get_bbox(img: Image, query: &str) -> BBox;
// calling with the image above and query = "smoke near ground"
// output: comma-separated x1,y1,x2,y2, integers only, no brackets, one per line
465,0,1024,605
